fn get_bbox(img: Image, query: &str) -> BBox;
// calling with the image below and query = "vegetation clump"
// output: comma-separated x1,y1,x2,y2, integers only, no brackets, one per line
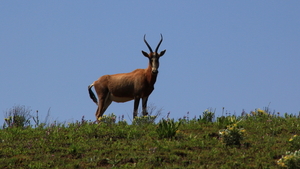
277,150,300,168
219,123,246,146
156,118,181,139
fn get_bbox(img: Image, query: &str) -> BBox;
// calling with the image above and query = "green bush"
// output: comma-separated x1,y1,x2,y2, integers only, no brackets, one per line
277,150,300,168
133,115,157,125
156,118,181,139
216,115,239,128
3,105,32,128
98,113,116,125
198,109,215,123
219,123,246,146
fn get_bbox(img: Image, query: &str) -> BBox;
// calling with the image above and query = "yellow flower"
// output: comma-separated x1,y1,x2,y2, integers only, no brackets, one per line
257,108,264,113
257,108,268,115
289,135,297,141
233,123,237,127
277,159,286,167
284,155,294,160
240,129,246,133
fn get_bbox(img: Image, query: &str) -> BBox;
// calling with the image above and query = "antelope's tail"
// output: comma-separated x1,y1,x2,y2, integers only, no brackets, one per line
88,83,98,104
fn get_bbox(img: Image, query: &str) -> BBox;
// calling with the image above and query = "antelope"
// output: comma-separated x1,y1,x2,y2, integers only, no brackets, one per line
88,34,166,121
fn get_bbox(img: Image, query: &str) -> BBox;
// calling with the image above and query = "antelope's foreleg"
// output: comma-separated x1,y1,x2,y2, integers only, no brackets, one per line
133,98,140,119
142,97,149,116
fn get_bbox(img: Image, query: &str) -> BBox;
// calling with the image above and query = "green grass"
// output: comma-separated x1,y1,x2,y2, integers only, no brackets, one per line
1,109,300,168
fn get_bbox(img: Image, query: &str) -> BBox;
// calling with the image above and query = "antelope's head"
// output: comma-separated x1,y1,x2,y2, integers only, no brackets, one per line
142,34,166,74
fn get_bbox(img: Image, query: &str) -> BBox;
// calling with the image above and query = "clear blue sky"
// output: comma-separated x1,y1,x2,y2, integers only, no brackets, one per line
1,1,299,124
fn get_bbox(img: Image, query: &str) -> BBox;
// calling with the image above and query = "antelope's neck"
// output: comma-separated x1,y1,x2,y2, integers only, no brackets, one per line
146,64,157,85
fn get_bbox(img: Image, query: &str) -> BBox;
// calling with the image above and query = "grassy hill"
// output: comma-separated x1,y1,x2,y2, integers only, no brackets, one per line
1,108,300,168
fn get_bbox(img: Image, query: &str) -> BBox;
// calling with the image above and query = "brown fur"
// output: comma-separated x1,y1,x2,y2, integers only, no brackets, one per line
88,35,166,121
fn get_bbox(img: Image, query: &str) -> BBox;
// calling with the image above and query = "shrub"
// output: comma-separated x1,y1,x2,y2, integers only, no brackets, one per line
216,115,239,128
219,123,246,146
198,109,215,123
3,105,32,128
156,118,181,139
98,113,116,125
133,115,157,125
277,150,300,168
250,108,270,119
256,108,269,116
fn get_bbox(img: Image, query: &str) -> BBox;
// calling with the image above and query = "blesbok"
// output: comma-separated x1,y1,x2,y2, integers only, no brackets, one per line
88,34,166,121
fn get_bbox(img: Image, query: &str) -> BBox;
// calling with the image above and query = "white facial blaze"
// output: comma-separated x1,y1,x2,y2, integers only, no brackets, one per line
151,57,159,73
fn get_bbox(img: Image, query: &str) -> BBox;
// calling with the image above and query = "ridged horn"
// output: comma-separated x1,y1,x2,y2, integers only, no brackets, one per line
155,34,163,53
143,34,153,53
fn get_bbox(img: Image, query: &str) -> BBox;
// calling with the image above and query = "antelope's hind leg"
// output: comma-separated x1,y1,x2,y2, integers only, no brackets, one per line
100,98,112,117
95,94,112,122
95,106,100,121
95,102,102,122
95,96,106,122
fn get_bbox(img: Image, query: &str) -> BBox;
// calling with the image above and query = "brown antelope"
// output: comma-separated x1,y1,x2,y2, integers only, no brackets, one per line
88,34,166,121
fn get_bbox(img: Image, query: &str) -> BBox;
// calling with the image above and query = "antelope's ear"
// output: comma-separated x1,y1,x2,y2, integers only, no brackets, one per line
142,50,149,57
159,50,166,57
